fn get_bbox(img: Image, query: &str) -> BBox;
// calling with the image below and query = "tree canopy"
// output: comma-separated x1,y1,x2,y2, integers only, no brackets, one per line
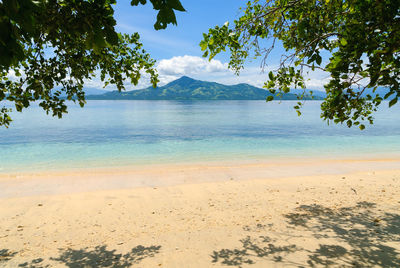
200,0,400,129
0,0,185,127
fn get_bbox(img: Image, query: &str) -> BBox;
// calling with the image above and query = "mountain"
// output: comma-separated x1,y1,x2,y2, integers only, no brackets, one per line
86,76,323,100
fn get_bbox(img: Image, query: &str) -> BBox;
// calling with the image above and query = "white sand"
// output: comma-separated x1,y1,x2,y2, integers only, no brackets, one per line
1,158,400,267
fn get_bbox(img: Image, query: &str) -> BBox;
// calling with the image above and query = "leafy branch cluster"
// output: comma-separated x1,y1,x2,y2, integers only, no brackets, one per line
200,0,400,129
0,0,184,127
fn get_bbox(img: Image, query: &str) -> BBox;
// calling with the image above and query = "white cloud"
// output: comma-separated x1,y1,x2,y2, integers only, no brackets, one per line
61,55,331,92
155,56,278,88
82,55,232,91
305,77,330,89
7,69,26,81
157,55,229,76
303,69,331,90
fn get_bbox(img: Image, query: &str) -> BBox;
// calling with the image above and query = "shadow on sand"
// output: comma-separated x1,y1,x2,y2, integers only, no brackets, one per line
0,249,17,264
211,235,299,266
17,244,161,268
211,201,400,267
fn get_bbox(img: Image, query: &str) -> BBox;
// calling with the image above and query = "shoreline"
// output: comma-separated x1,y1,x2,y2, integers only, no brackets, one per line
1,156,400,199
2,149,400,174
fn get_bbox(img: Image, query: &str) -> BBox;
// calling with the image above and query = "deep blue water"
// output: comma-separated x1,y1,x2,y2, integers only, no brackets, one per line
0,100,399,172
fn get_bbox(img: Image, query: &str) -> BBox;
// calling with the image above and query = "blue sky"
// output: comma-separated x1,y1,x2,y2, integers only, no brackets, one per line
86,1,328,91
114,1,246,60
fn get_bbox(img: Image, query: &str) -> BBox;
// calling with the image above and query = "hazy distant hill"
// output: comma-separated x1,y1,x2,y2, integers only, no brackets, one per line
57,87,110,97
290,88,326,98
290,87,392,98
84,88,109,95
86,76,324,100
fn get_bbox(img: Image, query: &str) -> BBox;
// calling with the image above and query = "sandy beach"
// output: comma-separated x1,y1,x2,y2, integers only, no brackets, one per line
1,158,400,267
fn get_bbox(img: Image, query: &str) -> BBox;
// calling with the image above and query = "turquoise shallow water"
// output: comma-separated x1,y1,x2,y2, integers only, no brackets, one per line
0,100,399,173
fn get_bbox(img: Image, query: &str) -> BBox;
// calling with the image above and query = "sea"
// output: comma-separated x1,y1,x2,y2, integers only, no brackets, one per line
1,100,399,173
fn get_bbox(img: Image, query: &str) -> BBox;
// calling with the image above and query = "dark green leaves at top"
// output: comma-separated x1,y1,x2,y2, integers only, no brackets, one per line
0,0,40,67
131,0,185,30
131,0,147,5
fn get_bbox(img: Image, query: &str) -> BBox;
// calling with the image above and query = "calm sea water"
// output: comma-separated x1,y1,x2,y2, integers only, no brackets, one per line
1,100,399,173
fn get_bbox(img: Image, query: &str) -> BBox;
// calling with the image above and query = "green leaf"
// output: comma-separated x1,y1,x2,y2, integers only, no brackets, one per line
389,98,397,107
266,95,274,102
316,54,322,65
384,91,394,99
199,40,208,51
167,0,185,11
131,0,147,6
154,8,177,29
104,26,119,45
268,71,274,80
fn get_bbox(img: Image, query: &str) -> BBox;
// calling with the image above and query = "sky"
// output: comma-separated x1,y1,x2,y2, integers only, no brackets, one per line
86,1,330,91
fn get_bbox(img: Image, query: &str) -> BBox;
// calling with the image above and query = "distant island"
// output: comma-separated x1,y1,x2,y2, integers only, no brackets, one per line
85,76,324,100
